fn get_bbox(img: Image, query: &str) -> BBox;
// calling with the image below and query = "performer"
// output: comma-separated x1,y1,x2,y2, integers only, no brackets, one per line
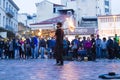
55,22,64,66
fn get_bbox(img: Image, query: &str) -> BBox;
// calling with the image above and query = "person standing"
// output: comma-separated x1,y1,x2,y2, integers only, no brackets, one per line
101,37,107,58
85,37,92,60
107,37,114,59
0,38,4,59
39,37,46,59
113,38,119,58
95,35,102,58
55,22,64,66
90,34,96,61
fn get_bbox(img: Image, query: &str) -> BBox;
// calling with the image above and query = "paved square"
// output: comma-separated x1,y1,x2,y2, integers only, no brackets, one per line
0,59,120,80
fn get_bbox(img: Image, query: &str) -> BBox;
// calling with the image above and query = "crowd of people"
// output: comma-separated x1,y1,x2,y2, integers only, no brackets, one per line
0,34,119,61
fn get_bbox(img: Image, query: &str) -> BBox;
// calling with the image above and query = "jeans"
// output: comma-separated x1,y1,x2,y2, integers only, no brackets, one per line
14,49,19,59
35,46,39,58
96,47,101,58
101,49,107,58
40,47,45,58
31,48,35,58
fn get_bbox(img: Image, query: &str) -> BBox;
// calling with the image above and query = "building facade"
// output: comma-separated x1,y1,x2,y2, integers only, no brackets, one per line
0,0,19,37
98,15,120,38
36,0,64,22
18,13,37,27
61,0,111,27
62,0,111,16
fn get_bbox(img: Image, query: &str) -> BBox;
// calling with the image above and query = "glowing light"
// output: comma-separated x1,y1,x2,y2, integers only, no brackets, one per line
39,29,41,32
38,32,41,36
113,15,117,18
66,17,75,32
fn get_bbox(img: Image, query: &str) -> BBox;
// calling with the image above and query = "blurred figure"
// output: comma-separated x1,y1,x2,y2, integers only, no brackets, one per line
71,36,79,60
113,38,119,58
101,37,107,58
55,22,64,65
39,37,46,59
0,38,4,59
107,37,114,59
90,34,96,61
95,35,101,58
85,37,92,60
9,39,14,59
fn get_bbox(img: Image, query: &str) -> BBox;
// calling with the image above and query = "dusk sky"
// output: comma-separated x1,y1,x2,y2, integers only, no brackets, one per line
13,0,120,15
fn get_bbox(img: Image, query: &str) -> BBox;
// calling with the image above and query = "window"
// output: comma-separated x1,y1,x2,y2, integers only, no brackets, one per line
105,8,109,13
3,0,5,8
3,16,5,27
53,8,56,13
6,18,8,25
105,1,109,6
0,0,1,5
6,2,8,8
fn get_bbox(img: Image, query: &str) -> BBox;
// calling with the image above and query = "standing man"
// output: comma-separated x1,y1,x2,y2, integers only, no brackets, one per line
95,35,101,58
55,22,64,66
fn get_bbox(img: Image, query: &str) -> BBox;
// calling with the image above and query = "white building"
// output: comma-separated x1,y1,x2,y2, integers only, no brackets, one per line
0,0,19,36
36,0,64,22
62,0,111,17
18,13,37,27
98,15,120,38
61,0,111,27
30,0,66,30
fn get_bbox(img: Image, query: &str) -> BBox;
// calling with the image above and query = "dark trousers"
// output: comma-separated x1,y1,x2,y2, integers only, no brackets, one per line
91,48,96,61
9,51,14,59
55,47,64,65
73,49,78,59
108,48,114,59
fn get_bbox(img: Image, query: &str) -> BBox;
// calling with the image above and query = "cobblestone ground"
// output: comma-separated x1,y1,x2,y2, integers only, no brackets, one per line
0,59,120,80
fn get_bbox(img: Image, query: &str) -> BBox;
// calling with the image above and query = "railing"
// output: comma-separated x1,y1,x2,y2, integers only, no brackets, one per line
6,8,14,18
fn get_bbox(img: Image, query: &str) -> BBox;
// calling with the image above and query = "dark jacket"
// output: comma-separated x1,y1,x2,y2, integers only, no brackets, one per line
55,28,64,46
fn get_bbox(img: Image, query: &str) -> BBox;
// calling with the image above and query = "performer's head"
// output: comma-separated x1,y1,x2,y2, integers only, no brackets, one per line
56,22,62,29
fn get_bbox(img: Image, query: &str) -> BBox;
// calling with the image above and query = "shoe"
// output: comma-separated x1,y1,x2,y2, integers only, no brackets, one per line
57,63,64,66
54,63,59,66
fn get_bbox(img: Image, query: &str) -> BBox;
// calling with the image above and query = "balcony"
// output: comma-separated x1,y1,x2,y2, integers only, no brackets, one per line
6,8,14,18
5,25,14,32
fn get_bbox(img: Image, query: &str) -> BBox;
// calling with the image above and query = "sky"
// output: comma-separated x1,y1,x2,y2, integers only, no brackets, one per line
13,0,120,15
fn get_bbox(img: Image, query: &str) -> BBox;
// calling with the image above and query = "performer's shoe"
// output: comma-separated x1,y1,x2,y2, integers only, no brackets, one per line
57,63,64,66
54,63,63,66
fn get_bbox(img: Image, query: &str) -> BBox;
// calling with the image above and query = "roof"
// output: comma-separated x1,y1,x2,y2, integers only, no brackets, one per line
36,0,65,7
53,4,65,7
81,16,97,21
98,14,120,18
9,0,19,11
59,9,75,12
30,15,69,25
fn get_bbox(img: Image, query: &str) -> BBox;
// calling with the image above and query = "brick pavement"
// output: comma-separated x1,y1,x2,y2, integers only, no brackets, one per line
0,59,120,80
